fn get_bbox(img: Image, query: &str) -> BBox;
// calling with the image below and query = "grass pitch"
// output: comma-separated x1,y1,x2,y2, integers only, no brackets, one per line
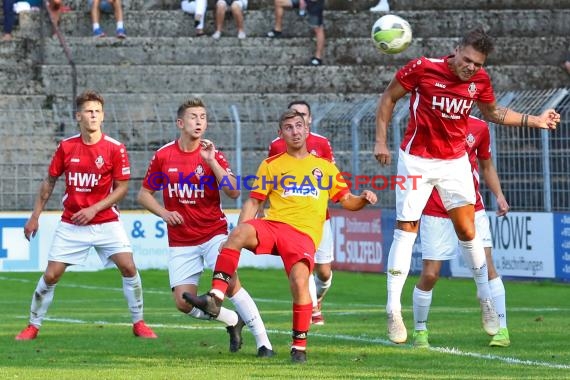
1,268,568,379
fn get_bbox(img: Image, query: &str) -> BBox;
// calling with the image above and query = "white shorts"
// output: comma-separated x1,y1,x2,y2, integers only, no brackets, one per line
49,221,132,267
181,0,207,15
168,234,227,288
216,0,248,10
315,219,334,264
420,210,492,261
396,149,475,221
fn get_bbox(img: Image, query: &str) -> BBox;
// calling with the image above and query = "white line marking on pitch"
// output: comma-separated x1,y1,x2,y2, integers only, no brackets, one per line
20,316,570,371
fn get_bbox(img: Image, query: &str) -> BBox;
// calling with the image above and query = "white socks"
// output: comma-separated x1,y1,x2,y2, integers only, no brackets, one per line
308,275,318,308
489,277,507,328
230,288,272,349
412,286,432,331
458,237,492,300
386,229,417,314
29,276,56,327
122,272,144,323
314,271,333,301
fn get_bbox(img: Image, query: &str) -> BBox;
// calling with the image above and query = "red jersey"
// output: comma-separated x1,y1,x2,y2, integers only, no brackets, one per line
423,116,492,217
397,56,495,159
142,140,232,247
268,132,335,163
49,133,130,224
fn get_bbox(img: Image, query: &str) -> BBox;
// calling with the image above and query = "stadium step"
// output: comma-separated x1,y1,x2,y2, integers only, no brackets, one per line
38,36,568,66
19,9,570,38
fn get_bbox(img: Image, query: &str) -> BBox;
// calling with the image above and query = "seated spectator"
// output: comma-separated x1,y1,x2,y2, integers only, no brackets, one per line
88,0,126,38
564,52,570,75
211,0,247,40
369,0,389,12
181,0,207,36
267,0,325,65
2,0,16,41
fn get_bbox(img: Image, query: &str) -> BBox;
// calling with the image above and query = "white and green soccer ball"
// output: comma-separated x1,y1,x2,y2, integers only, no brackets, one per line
371,14,413,54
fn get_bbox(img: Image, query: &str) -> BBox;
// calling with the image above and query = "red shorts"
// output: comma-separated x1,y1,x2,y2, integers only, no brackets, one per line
245,219,316,274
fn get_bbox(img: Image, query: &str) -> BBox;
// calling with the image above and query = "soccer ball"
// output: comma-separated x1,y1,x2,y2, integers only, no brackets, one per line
371,14,412,55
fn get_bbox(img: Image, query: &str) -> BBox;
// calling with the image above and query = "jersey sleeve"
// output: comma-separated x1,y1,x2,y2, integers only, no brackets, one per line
48,142,65,178
142,152,162,190
321,138,335,163
215,150,233,175
327,162,350,202
249,159,270,201
396,57,425,92
268,139,282,158
477,70,496,103
112,144,131,180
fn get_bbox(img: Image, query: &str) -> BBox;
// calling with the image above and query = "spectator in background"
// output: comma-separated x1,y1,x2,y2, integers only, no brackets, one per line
181,0,207,37
369,0,389,12
89,0,126,38
267,0,325,66
211,0,247,39
2,0,16,41
564,51,570,75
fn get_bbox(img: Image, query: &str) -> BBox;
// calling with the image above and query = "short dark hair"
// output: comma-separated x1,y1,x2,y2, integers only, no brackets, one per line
76,90,104,110
279,109,305,129
460,26,495,56
287,100,311,116
177,98,207,119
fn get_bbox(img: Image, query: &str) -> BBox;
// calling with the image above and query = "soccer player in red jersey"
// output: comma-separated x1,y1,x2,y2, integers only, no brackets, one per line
15,90,157,341
184,109,378,363
374,26,560,344
412,116,511,348
268,100,335,326
137,98,274,357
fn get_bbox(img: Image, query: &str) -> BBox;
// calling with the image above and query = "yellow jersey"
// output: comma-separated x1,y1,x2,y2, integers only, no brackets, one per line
250,152,349,247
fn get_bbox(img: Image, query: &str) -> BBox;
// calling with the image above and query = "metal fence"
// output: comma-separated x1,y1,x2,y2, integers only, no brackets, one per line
0,88,568,212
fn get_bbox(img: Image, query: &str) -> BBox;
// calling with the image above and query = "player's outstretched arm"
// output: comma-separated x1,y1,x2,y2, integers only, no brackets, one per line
374,78,407,167
478,101,560,130
339,190,378,211
24,175,58,240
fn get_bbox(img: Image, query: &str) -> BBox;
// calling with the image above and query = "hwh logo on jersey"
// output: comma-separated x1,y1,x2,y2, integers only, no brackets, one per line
68,172,101,190
432,96,473,119
167,182,205,203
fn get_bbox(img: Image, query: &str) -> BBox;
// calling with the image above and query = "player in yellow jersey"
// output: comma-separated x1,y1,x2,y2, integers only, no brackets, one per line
183,109,377,363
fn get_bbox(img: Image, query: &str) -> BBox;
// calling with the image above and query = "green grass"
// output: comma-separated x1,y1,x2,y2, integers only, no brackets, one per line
1,269,569,379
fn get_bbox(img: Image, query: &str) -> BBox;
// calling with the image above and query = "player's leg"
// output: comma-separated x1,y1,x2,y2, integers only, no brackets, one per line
182,221,258,314
169,243,240,328
412,214,456,348
412,259,440,348
288,260,312,363
311,219,334,325
439,155,498,336
476,211,510,346
97,221,156,338
448,205,498,335
16,222,86,340
15,261,67,340
386,149,434,343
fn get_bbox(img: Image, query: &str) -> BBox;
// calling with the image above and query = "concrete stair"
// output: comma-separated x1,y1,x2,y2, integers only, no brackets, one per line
0,0,569,211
